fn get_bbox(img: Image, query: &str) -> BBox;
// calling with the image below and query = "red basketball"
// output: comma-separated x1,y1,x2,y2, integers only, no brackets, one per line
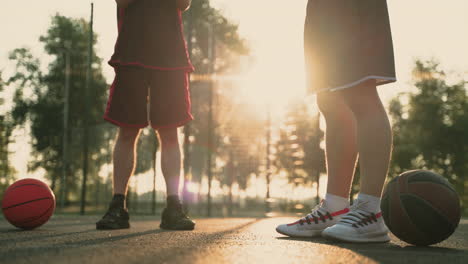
1,178,56,229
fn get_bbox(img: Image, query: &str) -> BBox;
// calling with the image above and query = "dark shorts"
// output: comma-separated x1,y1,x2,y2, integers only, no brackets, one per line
304,0,396,93
104,66,193,129
109,1,193,71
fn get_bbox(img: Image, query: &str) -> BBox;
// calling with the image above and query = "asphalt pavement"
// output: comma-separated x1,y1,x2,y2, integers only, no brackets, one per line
0,215,467,264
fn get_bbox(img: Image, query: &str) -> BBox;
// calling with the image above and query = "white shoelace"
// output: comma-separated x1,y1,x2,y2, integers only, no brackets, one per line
338,201,378,227
298,202,333,225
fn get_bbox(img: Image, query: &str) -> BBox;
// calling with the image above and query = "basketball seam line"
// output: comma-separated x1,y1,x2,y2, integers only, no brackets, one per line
406,170,457,193
400,193,456,229
2,197,53,210
396,178,426,239
4,183,51,197
408,181,458,195
16,203,55,226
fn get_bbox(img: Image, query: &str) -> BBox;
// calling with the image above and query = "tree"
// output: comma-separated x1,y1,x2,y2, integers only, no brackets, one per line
184,0,248,74
275,101,325,183
0,71,17,197
135,128,159,175
181,1,249,213
274,99,325,203
217,94,265,214
131,128,160,213
8,14,111,204
389,59,468,214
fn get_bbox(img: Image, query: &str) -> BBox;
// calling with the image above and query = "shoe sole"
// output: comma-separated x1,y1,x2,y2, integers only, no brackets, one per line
275,227,323,238
96,222,130,230
322,231,390,243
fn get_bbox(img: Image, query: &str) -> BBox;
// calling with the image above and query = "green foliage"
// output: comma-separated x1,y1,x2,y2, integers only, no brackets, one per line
135,128,159,175
7,14,112,202
186,81,211,184
275,100,325,186
0,71,17,197
184,0,249,74
389,59,468,213
181,1,251,194
217,94,265,190
187,79,264,193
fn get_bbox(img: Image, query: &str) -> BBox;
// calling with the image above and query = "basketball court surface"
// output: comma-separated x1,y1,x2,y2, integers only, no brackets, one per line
1,216,467,264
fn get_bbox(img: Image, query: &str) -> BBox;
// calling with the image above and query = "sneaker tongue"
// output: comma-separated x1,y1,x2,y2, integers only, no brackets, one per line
339,207,374,226
320,200,330,210
351,200,376,213
307,205,327,219
319,200,339,215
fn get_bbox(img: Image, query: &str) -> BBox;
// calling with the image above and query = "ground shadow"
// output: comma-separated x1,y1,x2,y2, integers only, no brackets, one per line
332,241,468,264
335,220,468,263
0,229,97,244
0,228,171,262
276,236,332,244
275,222,468,264
0,218,261,263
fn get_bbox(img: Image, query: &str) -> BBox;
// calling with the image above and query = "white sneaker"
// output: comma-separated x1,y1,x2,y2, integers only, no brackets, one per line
322,200,390,243
276,201,349,238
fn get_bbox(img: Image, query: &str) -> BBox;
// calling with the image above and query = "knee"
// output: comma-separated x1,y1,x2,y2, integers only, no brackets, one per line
118,127,141,143
157,128,179,146
317,92,339,115
339,85,385,118
317,92,352,122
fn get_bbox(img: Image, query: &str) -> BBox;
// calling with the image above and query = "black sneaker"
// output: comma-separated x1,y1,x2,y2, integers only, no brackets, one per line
160,205,195,230
96,207,130,230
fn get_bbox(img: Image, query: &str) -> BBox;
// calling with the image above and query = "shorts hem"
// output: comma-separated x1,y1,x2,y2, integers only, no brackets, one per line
109,60,195,72
104,115,148,128
316,76,397,93
151,115,194,130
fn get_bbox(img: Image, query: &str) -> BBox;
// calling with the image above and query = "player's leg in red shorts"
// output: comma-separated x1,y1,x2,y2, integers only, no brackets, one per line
97,66,148,230
104,66,150,128
149,69,195,230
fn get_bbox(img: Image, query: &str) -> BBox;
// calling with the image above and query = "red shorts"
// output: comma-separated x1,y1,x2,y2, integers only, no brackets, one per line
104,66,193,129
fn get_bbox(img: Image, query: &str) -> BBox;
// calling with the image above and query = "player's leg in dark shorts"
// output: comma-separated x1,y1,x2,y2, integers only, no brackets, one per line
147,70,193,129
104,66,193,128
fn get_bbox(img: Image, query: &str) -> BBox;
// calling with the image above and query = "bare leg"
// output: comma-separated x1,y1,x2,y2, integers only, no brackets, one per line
113,127,141,195
320,82,392,242
274,92,357,236
157,127,181,196
317,92,359,199
96,127,140,229
339,81,392,197
157,128,195,230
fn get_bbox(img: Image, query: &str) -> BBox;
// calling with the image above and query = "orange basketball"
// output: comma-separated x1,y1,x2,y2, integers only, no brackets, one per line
1,178,56,229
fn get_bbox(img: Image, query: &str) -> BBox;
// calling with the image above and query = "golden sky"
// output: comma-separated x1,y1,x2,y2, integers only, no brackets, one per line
1,0,467,109
1,0,467,196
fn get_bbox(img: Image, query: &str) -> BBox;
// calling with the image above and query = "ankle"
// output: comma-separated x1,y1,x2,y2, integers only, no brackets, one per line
167,195,181,209
109,193,126,210
324,193,350,212
355,192,381,212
